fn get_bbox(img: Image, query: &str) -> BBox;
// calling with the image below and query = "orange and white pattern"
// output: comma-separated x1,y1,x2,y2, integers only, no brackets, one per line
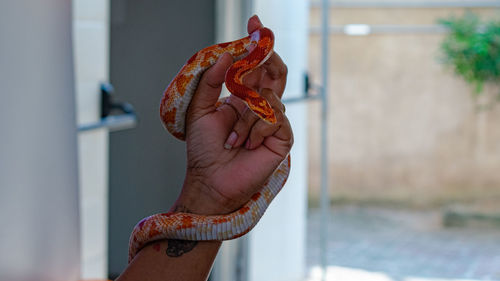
129,27,290,263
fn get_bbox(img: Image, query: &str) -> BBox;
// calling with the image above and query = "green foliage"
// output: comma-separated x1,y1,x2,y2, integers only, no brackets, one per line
439,12,500,98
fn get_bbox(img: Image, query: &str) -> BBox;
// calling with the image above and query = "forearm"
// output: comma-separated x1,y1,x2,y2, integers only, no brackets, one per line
117,239,221,281
117,15,290,280
117,189,227,281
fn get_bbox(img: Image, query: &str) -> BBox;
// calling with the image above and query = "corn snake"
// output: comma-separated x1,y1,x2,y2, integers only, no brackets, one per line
128,26,291,263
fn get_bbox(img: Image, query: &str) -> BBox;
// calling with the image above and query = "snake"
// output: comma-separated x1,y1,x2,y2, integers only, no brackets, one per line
128,26,291,263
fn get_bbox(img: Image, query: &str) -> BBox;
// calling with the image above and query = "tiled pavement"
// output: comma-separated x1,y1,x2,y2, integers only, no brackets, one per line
306,206,500,281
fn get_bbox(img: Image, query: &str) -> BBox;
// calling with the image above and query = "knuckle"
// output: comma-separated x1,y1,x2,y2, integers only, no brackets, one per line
249,130,264,144
221,102,240,119
280,64,288,77
233,120,248,135
233,109,257,136
243,109,259,125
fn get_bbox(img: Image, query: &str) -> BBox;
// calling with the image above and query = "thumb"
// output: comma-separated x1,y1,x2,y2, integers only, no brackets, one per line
188,52,233,120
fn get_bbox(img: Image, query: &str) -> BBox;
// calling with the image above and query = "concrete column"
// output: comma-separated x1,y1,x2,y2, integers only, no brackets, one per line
213,1,309,281
0,1,80,281
249,1,310,280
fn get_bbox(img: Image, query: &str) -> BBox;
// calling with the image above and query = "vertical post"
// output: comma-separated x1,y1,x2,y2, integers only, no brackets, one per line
0,1,80,280
320,0,330,279
248,1,309,281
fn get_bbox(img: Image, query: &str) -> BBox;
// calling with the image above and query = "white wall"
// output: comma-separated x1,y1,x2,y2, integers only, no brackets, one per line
213,2,252,279
73,0,110,278
213,1,309,281
0,1,80,280
249,1,309,280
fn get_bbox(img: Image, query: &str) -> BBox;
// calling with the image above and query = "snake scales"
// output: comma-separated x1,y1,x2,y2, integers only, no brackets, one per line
128,25,290,263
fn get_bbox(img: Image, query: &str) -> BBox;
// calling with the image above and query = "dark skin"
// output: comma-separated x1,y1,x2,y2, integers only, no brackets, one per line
116,15,292,281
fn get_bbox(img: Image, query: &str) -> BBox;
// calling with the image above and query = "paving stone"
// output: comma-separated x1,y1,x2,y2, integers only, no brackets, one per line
307,206,500,281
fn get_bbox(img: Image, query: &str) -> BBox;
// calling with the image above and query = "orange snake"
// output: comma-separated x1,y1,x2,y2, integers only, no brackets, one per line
128,26,291,262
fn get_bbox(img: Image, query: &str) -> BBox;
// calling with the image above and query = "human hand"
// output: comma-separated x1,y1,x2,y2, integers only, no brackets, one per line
171,15,292,215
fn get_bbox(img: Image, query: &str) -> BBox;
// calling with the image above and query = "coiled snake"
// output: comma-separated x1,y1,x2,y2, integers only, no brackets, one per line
128,26,291,263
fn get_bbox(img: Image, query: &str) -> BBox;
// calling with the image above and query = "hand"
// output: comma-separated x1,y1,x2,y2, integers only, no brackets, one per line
171,15,293,215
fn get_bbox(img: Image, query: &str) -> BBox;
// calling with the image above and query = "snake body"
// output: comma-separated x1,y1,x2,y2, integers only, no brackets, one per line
128,27,291,262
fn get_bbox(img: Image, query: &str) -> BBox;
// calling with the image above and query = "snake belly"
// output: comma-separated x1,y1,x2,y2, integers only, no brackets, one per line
128,27,291,263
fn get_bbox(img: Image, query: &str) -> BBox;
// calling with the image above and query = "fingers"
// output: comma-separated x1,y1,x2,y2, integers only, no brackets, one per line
224,88,292,155
245,15,288,97
247,15,263,34
220,15,291,154
224,106,260,149
261,53,288,96
246,90,284,149
241,53,287,100
187,53,233,123
263,52,287,80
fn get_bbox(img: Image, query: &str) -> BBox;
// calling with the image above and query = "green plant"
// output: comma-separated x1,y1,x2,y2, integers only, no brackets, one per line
439,12,500,98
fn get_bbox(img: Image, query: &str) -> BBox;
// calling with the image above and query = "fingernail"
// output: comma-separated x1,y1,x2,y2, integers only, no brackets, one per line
245,139,251,150
224,131,238,150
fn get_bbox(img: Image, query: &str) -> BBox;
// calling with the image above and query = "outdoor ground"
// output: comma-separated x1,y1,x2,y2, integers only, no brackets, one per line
306,206,500,281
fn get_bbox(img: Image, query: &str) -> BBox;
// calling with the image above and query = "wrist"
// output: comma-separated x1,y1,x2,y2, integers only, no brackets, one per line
170,175,237,215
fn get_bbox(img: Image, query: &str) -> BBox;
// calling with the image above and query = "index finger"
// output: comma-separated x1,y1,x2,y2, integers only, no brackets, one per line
247,15,263,34
263,52,287,81
260,52,288,99
246,16,287,98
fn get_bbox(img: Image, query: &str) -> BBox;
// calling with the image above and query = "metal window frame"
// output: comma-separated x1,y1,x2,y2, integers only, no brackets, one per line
309,24,449,34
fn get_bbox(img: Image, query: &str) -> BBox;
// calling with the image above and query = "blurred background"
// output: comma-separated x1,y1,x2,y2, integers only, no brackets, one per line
1,0,499,281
